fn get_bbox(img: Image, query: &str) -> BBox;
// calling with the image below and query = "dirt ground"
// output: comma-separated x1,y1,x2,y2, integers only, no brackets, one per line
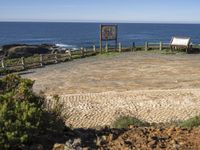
22,51,200,128
99,126,200,150
51,126,200,150
22,51,200,95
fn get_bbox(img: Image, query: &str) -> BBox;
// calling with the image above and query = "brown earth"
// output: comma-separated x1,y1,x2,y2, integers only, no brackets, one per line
22,51,200,128
51,126,200,150
20,51,200,149
22,51,200,95
99,126,200,150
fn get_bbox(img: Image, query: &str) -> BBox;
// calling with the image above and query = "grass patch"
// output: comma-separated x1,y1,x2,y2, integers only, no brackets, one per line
24,54,40,64
179,116,200,128
98,51,120,57
0,68,12,76
112,116,150,128
145,49,185,55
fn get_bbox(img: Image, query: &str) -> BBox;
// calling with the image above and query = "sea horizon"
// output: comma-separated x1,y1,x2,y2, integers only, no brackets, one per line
1,22,200,48
1,21,200,25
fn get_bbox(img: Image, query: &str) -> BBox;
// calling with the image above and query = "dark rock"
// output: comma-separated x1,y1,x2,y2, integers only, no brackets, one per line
2,44,53,58
2,44,26,52
124,139,132,146
148,141,157,149
30,144,44,150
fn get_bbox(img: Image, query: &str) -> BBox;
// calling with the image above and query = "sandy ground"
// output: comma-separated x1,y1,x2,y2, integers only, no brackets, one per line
22,51,200,128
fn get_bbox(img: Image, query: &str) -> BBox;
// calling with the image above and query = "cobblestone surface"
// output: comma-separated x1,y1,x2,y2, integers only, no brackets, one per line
47,89,200,128
22,52,200,128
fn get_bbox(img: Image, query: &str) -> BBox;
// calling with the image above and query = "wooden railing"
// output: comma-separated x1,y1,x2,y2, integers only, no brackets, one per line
0,42,179,74
0,46,99,71
145,42,170,51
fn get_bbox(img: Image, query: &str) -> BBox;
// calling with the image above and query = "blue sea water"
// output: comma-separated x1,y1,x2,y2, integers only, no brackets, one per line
0,22,200,48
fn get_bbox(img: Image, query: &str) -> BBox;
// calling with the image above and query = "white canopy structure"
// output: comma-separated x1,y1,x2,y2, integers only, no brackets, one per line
170,37,192,53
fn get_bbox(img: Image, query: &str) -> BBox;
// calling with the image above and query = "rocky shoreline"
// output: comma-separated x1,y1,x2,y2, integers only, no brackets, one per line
0,43,70,59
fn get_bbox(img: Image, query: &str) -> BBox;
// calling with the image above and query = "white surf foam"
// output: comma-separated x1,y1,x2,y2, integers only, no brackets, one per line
55,43,75,48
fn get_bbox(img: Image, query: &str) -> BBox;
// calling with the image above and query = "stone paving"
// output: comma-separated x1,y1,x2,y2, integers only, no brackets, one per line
22,52,200,128
47,89,200,128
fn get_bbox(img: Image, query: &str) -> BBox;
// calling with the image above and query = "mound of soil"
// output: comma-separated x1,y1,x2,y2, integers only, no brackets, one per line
50,126,200,150
99,126,200,150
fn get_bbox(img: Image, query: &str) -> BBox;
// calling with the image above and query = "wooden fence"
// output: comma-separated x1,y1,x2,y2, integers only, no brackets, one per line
145,42,170,51
0,42,174,73
0,47,97,71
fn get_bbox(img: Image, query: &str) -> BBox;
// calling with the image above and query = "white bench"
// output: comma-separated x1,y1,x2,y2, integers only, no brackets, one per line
170,37,192,53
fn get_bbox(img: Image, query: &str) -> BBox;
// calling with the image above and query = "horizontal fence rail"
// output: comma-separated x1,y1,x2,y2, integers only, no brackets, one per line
0,41,193,74
0,47,100,72
145,42,170,51
0,52,70,70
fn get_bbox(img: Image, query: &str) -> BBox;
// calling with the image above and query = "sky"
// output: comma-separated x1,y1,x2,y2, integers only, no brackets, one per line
0,0,200,23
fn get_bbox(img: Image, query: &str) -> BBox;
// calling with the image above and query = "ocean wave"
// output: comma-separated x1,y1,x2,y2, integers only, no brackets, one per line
55,43,76,48
20,38,55,42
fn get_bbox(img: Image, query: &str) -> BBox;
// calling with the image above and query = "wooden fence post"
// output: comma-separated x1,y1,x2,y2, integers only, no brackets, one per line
84,48,87,56
40,54,43,67
68,50,72,60
145,42,148,51
159,42,163,51
81,47,84,57
119,43,122,52
21,57,25,69
105,42,108,53
93,45,96,53
132,42,135,51
54,52,58,63
1,58,5,69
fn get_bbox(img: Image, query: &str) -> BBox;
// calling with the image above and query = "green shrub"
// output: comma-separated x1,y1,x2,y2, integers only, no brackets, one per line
179,116,200,128
112,116,150,128
98,52,119,57
41,94,66,134
0,69,11,76
0,74,65,149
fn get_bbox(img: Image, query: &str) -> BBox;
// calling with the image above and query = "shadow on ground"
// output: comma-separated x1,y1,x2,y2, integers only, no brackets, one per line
62,127,127,149
30,127,127,149
189,48,200,54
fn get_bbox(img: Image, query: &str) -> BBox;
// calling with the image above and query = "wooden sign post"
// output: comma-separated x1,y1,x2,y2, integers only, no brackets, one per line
100,24,118,53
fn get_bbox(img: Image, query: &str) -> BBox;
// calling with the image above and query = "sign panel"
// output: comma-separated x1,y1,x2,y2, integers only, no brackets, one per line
171,37,190,46
101,25,118,41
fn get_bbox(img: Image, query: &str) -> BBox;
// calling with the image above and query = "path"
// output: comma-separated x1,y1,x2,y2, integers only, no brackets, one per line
46,89,200,128
21,52,200,128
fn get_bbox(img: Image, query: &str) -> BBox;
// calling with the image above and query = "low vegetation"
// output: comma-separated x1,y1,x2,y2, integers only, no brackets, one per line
0,69,11,76
98,51,120,57
179,116,200,128
113,115,200,129
0,74,65,149
112,116,150,128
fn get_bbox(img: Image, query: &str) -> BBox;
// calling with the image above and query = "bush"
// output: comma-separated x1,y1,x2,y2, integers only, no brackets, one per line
179,116,200,128
0,74,65,149
112,116,150,128
0,69,11,76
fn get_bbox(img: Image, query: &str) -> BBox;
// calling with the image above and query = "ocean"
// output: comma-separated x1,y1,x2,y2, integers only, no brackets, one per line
1,22,200,48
